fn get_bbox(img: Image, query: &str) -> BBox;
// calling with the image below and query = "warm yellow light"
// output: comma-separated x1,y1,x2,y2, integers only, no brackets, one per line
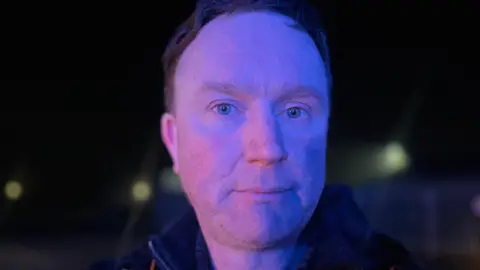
131,180,151,202
4,180,22,201
383,142,409,172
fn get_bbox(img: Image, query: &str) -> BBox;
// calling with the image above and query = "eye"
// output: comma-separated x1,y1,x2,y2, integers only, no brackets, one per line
213,103,234,115
285,107,304,119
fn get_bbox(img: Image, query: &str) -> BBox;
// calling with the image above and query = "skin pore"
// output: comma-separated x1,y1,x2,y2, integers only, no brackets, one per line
161,11,329,270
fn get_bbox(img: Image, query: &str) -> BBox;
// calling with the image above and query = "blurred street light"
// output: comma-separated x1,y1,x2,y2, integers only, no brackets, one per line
374,142,409,176
4,180,23,201
131,180,152,202
383,142,409,172
159,167,182,194
471,195,480,218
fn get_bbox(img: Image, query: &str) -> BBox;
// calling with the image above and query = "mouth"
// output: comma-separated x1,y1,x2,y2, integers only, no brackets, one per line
234,188,292,203
237,187,293,194
234,188,294,203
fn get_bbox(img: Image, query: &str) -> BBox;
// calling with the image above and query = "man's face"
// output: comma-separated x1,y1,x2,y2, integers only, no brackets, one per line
161,11,329,249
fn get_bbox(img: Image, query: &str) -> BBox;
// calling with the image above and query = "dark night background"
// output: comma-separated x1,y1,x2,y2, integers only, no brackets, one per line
1,0,480,269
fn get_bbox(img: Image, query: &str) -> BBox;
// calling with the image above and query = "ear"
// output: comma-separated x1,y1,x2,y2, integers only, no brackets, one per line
161,113,179,174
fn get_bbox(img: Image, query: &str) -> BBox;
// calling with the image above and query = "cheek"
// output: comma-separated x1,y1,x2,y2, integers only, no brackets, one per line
176,123,241,208
177,132,216,203
286,132,327,202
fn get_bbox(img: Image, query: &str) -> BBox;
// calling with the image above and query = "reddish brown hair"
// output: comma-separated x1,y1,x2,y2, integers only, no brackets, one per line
162,0,331,113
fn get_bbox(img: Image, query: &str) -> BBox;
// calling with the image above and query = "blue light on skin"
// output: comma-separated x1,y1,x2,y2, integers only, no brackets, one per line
214,102,306,119
161,10,329,270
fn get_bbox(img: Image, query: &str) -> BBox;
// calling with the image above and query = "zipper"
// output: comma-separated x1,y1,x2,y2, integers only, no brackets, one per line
148,240,174,270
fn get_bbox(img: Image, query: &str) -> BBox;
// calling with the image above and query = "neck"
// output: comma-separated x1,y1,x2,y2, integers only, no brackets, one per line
205,239,307,270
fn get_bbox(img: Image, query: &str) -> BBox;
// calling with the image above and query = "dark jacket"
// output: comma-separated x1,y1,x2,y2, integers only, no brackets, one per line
91,185,421,270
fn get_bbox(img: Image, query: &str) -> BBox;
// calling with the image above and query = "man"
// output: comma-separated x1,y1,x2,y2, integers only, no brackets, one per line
92,0,421,269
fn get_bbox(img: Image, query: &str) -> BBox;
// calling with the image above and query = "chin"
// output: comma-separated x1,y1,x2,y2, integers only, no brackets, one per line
233,230,298,250
226,216,302,250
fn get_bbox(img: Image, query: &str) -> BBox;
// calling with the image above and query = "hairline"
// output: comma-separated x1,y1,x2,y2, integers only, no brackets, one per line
163,6,332,115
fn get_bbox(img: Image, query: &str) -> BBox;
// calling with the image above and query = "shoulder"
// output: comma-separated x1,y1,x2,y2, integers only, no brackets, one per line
89,242,155,270
310,184,422,269
363,232,422,269
89,208,199,270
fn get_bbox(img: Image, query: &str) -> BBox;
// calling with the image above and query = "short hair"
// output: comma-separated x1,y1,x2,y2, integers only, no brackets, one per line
162,0,332,113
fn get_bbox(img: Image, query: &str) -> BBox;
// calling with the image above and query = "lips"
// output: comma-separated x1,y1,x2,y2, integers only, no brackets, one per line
236,187,293,194
234,188,292,203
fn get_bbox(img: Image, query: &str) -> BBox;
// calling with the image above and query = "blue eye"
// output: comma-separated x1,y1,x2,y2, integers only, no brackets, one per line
285,107,303,118
215,103,233,115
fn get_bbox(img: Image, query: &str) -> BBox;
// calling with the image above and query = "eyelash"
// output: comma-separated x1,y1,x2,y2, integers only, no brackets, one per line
211,102,238,113
209,102,311,117
284,106,309,118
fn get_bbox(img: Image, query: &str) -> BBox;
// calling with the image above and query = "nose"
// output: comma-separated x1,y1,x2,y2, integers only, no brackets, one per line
243,113,288,166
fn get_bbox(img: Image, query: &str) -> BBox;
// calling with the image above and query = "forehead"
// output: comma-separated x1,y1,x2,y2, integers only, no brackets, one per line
174,11,328,99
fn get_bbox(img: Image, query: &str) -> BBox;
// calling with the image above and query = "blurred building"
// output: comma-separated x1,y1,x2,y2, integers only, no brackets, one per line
353,175,480,259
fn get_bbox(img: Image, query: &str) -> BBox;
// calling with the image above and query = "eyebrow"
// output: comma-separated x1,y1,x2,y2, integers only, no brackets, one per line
198,81,245,97
277,84,325,103
198,81,326,104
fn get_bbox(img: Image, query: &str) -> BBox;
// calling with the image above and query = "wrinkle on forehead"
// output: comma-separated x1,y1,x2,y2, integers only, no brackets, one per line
174,11,328,106
180,12,321,62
